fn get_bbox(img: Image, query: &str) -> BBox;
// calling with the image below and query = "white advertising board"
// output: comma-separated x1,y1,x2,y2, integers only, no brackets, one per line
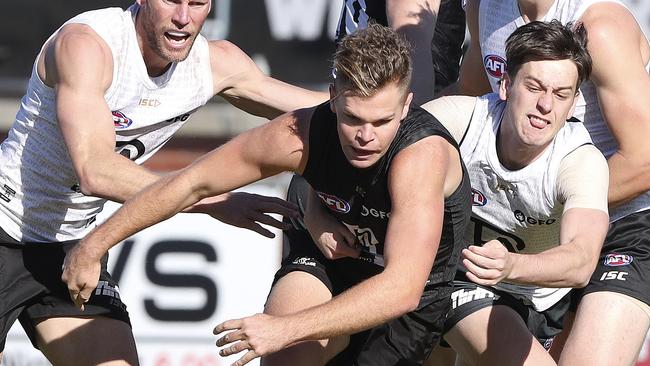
3,176,291,366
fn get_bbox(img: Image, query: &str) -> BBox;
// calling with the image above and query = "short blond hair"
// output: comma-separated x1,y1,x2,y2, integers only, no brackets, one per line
333,23,412,97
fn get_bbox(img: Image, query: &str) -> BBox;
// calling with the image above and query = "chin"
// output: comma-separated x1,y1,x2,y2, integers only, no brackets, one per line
348,158,378,169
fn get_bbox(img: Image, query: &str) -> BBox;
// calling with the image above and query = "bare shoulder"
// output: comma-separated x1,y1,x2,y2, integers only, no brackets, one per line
54,23,112,58
421,96,477,143
207,39,257,81
579,2,649,81
42,23,112,88
579,3,645,50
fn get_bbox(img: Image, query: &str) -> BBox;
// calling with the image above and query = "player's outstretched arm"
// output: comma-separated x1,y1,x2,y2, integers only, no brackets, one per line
48,24,161,202
213,135,457,365
464,145,610,287
211,40,328,119
581,3,650,207
49,25,300,235
62,108,313,309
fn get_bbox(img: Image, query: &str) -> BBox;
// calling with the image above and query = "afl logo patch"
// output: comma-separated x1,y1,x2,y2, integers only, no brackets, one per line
112,111,133,129
471,188,487,206
484,54,507,79
316,192,351,213
604,253,633,267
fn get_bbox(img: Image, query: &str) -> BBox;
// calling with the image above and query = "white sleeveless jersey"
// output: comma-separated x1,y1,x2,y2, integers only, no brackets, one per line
478,0,650,222
461,93,593,311
0,4,214,242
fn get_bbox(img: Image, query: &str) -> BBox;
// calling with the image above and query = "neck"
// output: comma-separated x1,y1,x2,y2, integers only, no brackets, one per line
517,0,555,22
134,12,172,77
496,118,545,171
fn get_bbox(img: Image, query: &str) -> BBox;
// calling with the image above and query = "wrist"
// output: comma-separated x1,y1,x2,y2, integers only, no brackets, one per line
505,253,522,282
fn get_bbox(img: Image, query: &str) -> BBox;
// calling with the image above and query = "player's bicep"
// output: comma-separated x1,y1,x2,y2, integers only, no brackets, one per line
583,6,650,151
383,137,448,283
187,108,312,197
52,26,115,173
557,144,609,213
557,145,609,254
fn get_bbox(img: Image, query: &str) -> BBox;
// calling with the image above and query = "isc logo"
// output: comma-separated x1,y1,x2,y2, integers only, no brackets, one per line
600,271,628,281
316,192,351,213
484,54,507,78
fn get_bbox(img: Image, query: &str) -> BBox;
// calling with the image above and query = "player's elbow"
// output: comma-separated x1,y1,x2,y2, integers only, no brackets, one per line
75,168,109,197
569,270,592,288
567,257,597,288
393,284,424,314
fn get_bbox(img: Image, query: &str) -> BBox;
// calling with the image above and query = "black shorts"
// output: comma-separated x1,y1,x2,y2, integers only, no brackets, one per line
275,176,452,365
0,227,131,351
571,209,650,310
439,278,571,350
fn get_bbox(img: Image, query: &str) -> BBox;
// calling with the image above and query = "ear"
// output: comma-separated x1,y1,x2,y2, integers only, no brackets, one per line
329,83,337,113
401,92,414,120
136,0,144,6
498,73,510,101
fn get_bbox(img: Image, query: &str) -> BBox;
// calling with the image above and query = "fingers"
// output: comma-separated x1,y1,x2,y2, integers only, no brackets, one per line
464,269,493,286
214,319,242,335
248,212,291,232
463,258,500,285
69,288,91,310
218,339,248,355
462,248,494,268
213,323,261,366
245,194,299,218
232,350,259,366
334,236,361,258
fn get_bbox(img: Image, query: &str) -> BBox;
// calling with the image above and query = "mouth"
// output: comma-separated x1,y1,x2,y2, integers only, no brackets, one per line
528,114,550,129
351,146,378,158
164,30,192,47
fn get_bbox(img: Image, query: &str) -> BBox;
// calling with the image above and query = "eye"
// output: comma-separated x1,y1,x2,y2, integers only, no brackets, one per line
554,92,570,101
525,84,541,92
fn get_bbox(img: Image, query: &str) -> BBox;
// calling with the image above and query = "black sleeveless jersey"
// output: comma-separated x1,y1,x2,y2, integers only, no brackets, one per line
303,102,471,284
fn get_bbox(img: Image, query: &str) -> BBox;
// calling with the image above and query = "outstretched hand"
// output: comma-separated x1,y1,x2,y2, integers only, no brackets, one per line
463,239,514,286
61,243,102,310
188,192,298,238
214,313,293,366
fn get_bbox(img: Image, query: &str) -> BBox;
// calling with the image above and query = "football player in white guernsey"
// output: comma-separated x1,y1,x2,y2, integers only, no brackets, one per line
422,20,609,366
441,1,650,365
0,0,327,365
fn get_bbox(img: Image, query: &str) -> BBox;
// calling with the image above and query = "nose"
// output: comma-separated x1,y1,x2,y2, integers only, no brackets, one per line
171,3,191,27
356,124,374,145
537,91,553,114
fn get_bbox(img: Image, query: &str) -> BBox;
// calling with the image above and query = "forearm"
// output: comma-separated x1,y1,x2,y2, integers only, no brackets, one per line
222,80,327,120
607,151,650,207
283,271,419,343
78,171,203,256
77,154,162,203
507,245,595,288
